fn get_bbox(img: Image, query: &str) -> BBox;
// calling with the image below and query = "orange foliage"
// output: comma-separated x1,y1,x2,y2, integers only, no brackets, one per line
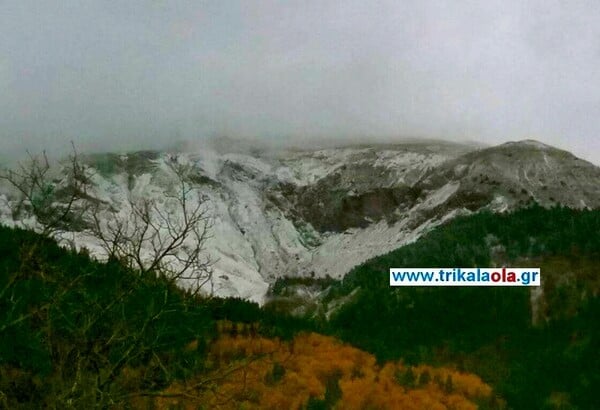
151,332,495,410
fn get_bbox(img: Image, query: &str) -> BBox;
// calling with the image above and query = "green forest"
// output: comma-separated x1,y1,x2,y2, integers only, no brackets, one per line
0,224,315,408
315,204,599,409
1,204,598,408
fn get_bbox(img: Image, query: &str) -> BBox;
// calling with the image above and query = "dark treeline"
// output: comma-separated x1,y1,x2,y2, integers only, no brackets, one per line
0,225,314,408
319,204,600,409
1,204,598,408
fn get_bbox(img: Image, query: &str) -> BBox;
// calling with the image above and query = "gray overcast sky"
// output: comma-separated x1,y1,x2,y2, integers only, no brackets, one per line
1,1,599,164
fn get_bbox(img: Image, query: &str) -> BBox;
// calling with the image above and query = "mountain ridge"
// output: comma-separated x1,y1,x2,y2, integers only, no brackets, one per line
1,138,598,303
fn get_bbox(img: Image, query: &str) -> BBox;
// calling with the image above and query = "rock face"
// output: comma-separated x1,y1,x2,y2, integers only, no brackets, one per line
1,138,599,303
421,140,600,212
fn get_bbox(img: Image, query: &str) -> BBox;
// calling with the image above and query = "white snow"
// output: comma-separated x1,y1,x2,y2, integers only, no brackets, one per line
0,143,479,304
504,139,552,150
419,181,460,210
489,195,510,213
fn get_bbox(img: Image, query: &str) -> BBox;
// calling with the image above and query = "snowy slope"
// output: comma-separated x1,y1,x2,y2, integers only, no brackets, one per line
2,139,599,303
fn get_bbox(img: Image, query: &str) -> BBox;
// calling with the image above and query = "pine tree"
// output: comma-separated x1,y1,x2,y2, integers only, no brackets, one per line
418,370,431,387
444,375,454,393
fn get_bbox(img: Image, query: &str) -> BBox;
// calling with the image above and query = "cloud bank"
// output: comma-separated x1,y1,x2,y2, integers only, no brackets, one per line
1,1,599,164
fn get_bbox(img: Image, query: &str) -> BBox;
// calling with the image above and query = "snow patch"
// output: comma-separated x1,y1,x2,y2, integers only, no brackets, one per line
419,181,460,209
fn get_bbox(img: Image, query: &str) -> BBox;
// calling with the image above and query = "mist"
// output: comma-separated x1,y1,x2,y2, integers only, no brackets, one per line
1,1,599,164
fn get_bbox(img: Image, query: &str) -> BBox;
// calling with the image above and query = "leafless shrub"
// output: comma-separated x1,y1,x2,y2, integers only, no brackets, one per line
0,144,91,241
89,160,214,294
2,146,214,295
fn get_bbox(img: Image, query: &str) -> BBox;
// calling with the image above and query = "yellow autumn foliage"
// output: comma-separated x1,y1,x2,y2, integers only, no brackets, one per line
151,331,496,409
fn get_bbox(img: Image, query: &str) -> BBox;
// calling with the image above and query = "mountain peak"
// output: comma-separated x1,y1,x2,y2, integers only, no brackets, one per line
499,139,556,150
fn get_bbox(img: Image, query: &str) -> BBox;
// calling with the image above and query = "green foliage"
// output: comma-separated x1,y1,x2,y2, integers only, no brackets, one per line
305,396,328,410
0,226,217,407
305,370,342,410
396,367,416,388
323,370,343,407
0,225,314,408
418,369,431,387
444,375,454,394
321,204,600,409
1,204,599,409
265,362,286,385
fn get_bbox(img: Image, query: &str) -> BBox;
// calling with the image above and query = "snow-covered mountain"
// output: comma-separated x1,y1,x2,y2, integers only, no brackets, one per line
1,138,599,303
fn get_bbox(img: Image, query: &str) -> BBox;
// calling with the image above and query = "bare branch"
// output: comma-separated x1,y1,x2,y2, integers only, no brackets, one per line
85,156,214,295
0,145,93,242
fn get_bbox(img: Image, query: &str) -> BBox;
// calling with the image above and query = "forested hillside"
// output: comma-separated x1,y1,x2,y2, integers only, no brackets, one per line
0,225,304,408
304,205,599,409
0,225,496,409
150,333,496,409
1,205,598,408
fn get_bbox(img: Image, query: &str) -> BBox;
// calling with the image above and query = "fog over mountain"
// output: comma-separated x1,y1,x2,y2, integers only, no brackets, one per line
1,1,600,164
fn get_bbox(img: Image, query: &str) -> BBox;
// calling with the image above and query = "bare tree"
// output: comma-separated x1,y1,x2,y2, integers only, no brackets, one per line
0,147,220,407
0,145,91,241
87,158,214,295
2,146,214,295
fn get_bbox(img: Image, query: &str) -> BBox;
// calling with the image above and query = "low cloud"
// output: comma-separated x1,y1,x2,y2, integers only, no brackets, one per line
1,1,599,164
